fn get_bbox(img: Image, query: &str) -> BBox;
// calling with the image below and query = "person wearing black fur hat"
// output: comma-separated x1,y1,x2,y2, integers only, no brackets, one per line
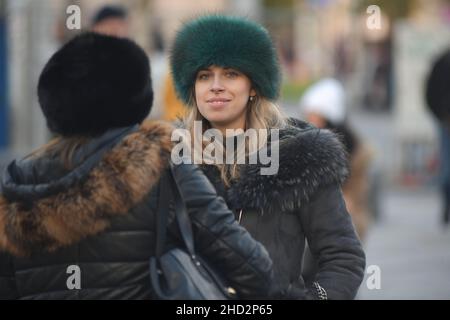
171,15,365,300
0,32,273,299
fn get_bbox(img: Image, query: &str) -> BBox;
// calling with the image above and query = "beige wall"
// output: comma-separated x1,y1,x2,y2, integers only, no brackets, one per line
152,0,227,48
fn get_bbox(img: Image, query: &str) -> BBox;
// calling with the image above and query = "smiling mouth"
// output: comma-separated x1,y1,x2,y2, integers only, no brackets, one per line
206,99,231,107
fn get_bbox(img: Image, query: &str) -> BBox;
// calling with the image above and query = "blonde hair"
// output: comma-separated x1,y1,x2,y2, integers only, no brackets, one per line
26,136,89,170
184,94,286,186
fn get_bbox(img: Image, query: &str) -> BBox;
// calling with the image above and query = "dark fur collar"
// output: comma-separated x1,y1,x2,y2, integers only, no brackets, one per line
227,121,349,213
0,121,173,257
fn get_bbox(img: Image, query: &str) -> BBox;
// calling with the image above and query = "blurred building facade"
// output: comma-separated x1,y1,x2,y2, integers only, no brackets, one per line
2,0,262,153
1,0,449,188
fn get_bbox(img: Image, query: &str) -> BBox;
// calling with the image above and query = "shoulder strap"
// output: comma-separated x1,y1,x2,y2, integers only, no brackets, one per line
154,165,196,258
154,170,170,258
167,165,196,255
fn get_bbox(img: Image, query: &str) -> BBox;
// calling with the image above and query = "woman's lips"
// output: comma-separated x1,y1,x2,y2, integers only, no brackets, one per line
207,98,231,108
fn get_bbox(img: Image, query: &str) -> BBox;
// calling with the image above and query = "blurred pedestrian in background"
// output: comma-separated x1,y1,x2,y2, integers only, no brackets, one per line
91,5,129,38
300,78,374,241
426,49,450,226
172,15,365,300
298,78,373,288
0,33,273,299
90,5,186,123
162,72,187,121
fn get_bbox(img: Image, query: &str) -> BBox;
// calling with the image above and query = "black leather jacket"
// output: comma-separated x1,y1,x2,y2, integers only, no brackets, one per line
200,119,366,299
0,121,273,299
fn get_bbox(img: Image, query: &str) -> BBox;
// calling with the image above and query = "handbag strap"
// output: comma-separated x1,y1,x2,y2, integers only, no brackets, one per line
154,165,196,258
154,170,170,258
168,165,196,255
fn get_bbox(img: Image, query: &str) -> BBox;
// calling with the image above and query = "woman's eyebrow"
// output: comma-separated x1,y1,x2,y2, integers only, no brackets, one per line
223,67,240,72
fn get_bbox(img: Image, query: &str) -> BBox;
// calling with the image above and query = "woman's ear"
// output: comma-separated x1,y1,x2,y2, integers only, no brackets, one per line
250,88,256,97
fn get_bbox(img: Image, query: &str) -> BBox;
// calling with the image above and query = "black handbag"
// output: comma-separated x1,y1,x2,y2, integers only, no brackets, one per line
149,166,237,300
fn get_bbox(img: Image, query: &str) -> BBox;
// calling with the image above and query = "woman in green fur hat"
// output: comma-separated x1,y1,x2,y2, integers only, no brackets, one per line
171,14,365,300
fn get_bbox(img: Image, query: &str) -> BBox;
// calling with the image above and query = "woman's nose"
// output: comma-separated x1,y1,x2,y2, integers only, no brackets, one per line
210,76,225,93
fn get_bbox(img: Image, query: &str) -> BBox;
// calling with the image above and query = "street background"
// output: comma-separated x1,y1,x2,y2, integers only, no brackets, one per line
284,103,450,299
1,0,449,299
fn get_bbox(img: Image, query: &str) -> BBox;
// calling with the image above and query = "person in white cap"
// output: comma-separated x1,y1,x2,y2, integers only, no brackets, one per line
300,78,347,127
300,78,373,242
299,78,373,289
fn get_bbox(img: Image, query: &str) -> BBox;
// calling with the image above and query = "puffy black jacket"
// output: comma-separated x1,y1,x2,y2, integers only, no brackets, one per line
0,121,273,299
200,119,366,300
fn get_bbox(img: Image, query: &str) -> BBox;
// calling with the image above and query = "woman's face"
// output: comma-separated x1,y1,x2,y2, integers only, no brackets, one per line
195,65,256,133
306,112,327,129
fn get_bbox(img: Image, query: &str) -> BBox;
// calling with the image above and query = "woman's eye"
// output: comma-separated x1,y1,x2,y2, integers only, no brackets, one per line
197,73,210,80
226,71,239,78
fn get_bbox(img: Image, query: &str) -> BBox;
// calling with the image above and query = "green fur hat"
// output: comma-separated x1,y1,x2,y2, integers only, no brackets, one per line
170,15,281,105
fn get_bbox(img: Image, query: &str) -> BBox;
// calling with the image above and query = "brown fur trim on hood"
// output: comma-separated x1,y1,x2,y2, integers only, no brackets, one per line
0,121,173,257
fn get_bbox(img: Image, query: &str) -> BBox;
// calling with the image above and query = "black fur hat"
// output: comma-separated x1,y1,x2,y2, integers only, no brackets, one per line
38,32,153,136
